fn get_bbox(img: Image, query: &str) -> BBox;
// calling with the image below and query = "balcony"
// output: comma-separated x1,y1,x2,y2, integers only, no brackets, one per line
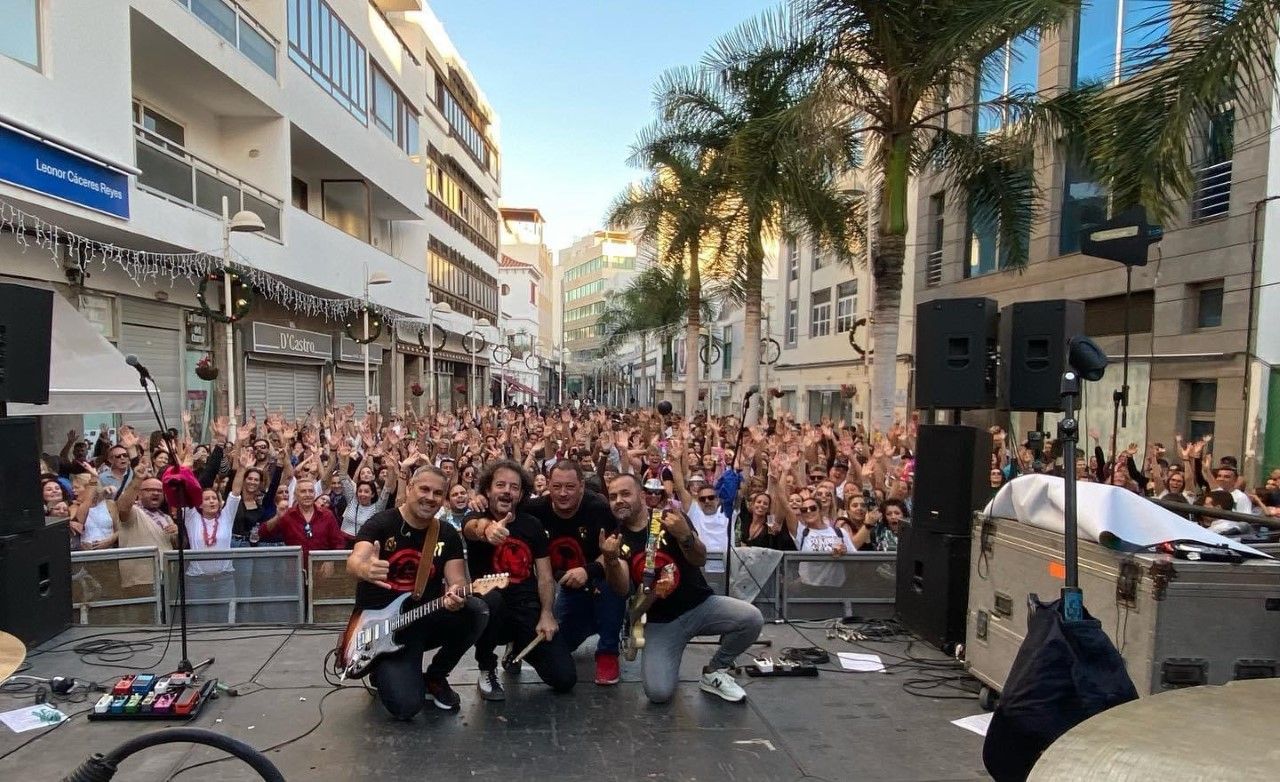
171,0,278,77
925,249,943,288
1191,160,1232,221
134,124,283,238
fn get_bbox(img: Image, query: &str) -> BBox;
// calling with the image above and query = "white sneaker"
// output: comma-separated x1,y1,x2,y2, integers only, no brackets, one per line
699,667,746,702
477,668,506,701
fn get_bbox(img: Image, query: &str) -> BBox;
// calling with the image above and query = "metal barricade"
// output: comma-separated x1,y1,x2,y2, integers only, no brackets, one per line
307,549,358,624
711,549,783,620
163,547,304,625
778,552,897,620
70,546,163,625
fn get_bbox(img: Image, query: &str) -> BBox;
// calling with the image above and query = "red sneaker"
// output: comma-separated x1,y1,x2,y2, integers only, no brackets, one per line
595,652,621,686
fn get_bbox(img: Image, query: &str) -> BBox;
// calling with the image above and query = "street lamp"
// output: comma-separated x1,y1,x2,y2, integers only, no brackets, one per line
426,295,452,417
362,264,392,413
220,196,264,440
469,315,491,410
558,346,569,406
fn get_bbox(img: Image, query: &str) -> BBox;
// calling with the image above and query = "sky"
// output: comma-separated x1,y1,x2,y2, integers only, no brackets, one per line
430,0,779,258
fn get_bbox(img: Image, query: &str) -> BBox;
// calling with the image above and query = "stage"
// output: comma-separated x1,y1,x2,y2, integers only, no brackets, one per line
1,622,988,780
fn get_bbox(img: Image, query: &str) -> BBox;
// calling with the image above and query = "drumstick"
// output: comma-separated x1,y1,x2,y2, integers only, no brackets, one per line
512,635,543,664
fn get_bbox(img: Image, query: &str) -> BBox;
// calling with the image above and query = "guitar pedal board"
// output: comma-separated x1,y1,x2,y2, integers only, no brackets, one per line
743,658,819,677
88,674,217,722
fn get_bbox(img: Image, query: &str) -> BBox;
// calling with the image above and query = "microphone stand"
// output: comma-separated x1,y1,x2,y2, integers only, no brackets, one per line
1057,370,1083,622
137,370,209,677
723,389,754,597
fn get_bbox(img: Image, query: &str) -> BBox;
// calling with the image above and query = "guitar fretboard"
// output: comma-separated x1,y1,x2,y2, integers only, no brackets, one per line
390,585,475,632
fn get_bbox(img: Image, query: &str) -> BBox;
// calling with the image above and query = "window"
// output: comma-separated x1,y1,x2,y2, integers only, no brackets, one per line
787,238,800,281
722,325,732,376
1073,0,1171,87
974,31,1040,134
437,78,491,168
1197,284,1224,328
927,192,945,287
565,280,604,303
132,101,185,149
371,66,419,155
291,177,309,210
1193,108,1234,220
287,0,367,121
563,256,604,282
836,280,858,333
428,238,498,318
529,282,537,305
565,301,604,322
812,240,828,270
0,0,39,67
1184,380,1218,441
785,300,798,347
810,288,832,338
321,180,369,242
1060,157,1109,255
1084,291,1154,336
500,283,510,296
966,193,998,277
426,152,499,253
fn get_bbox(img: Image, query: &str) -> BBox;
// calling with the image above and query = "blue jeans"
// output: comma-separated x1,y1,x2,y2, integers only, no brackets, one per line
554,576,626,656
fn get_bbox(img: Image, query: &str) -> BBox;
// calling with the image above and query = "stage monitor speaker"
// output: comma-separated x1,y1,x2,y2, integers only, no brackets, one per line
914,298,999,410
913,424,991,535
1000,299,1085,411
0,282,53,404
895,522,970,652
0,417,43,536
0,520,72,648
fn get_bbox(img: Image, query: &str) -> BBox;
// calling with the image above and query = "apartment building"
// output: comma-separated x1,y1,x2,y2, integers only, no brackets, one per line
0,0,500,444
499,207,554,398
555,230,640,397
912,3,1280,479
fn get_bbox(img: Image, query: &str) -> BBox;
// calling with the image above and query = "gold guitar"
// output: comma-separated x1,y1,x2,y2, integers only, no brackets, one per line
621,508,674,661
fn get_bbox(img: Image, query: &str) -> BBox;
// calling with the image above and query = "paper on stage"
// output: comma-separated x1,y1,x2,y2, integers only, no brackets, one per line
951,712,993,737
837,652,885,672
0,704,68,733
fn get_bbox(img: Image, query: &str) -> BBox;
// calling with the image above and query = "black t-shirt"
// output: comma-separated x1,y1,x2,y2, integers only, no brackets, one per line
465,510,548,600
738,516,797,551
621,516,712,623
522,493,615,579
353,508,464,611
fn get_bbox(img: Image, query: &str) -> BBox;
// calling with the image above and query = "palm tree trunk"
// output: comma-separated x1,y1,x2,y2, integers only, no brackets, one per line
741,214,765,425
870,136,911,434
662,340,674,402
684,242,702,418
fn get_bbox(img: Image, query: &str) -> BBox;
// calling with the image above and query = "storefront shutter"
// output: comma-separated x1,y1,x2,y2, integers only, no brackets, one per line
117,298,182,434
333,368,373,412
243,360,321,422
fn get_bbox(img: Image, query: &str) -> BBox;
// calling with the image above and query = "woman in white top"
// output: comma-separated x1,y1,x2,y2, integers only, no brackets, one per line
332,441,398,542
181,451,247,622
71,473,119,550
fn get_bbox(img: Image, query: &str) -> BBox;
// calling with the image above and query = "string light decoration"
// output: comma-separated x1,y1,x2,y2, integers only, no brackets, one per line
343,303,383,344
195,270,253,323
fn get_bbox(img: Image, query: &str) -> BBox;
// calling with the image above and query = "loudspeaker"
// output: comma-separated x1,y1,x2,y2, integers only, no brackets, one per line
895,522,970,652
0,417,43,536
1000,299,1085,411
0,283,53,404
915,298,999,409
0,520,72,647
912,424,992,535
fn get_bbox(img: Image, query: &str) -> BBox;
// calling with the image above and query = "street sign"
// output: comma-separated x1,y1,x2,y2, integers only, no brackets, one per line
1079,205,1163,267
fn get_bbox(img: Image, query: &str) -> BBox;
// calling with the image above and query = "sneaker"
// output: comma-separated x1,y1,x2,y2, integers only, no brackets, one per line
595,652,621,686
477,667,506,701
699,667,747,703
501,644,523,675
424,676,461,711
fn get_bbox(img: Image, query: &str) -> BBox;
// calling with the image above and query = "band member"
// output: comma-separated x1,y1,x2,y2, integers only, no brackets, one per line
523,461,629,685
609,474,763,704
463,460,576,699
346,467,488,720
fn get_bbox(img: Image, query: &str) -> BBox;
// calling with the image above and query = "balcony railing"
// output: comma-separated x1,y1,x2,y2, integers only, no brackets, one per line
1191,159,1232,221
134,124,283,239
925,249,943,287
172,0,278,77
428,193,498,258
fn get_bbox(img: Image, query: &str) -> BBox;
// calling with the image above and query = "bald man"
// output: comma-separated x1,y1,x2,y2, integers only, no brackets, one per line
115,468,180,590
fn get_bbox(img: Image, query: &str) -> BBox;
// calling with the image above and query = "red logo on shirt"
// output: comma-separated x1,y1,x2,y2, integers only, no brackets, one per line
385,548,431,593
629,551,680,591
548,536,586,575
492,537,534,584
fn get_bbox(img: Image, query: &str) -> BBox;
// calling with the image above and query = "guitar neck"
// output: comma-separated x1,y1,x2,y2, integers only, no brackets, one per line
390,585,473,632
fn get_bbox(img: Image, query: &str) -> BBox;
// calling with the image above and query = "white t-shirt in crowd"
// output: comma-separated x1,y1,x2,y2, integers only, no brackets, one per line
83,500,115,545
183,494,241,577
795,524,854,588
689,504,729,573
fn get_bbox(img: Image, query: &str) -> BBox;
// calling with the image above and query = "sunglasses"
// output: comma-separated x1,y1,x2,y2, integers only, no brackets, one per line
698,495,718,502
802,505,820,513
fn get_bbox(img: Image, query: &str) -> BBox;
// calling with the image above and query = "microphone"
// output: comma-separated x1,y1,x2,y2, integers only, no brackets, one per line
742,385,759,409
125,354,153,381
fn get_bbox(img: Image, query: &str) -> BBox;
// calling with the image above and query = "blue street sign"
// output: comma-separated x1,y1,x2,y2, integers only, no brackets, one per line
0,124,130,218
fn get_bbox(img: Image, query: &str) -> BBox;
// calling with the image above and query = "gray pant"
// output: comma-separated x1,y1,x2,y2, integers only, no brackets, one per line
640,595,764,704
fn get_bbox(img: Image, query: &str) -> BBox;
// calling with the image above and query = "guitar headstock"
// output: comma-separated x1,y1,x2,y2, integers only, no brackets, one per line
471,573,509,596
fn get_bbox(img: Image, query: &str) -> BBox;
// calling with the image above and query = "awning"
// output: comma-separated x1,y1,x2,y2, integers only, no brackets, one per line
7,281,151,416
501,374,540,397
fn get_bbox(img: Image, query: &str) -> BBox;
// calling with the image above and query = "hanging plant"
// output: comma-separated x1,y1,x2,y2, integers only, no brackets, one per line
840,384,857,398
454,382,467,394
769,388,785,399
409,381,424,397
343,303,383,344
195,354,219,381
196,270,253,323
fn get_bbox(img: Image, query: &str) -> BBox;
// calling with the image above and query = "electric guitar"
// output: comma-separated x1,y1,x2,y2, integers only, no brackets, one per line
337,574,508,679
621,508,674,661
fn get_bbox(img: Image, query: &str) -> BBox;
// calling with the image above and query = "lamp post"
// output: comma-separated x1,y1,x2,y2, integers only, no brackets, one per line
362,263,392,413
558,346,567,406
469,315,491,410
219,196,264,440
426,295,452,417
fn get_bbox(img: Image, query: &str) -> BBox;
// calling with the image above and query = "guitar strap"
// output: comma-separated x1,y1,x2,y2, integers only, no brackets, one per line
411,516,441,601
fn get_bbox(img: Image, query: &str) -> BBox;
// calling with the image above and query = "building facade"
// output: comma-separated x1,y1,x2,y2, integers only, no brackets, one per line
0,0,501,446
499,207,554,399
911,3,1280,480
555,230,640,397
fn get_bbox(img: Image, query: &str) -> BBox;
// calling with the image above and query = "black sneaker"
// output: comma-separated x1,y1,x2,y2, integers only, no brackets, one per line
424,676,461,711
477,667,506,701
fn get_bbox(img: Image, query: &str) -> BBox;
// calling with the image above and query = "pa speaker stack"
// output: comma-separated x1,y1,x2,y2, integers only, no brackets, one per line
904,297,1086,651
0,282,69,647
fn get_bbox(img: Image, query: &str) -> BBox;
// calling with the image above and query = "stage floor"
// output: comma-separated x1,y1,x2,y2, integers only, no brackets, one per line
1,622,988,781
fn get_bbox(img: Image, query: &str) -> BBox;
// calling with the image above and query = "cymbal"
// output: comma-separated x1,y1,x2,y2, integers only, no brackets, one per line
0,631,26,682
1031,678,1280,781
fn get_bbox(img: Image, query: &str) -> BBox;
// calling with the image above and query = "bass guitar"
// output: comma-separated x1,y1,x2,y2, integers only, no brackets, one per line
622,508,674,661
337,573,508,679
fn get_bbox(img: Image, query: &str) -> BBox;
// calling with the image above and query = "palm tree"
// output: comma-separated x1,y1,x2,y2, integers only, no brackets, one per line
651,9,863,413
608,134,736,418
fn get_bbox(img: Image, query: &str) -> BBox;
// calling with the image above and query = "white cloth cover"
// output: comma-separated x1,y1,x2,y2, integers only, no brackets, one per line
984,474,1271,559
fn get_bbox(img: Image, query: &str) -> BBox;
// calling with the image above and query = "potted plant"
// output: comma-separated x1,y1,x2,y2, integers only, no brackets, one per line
195,355,218,381
454,382,467,394
698,389,707,401
409,381,424,397
769,388,784,399
840,384,856,398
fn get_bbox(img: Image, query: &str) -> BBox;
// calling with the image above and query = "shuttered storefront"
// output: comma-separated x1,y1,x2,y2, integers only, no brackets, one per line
118,298,181,433
243,359,322,422
333,368,372,412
